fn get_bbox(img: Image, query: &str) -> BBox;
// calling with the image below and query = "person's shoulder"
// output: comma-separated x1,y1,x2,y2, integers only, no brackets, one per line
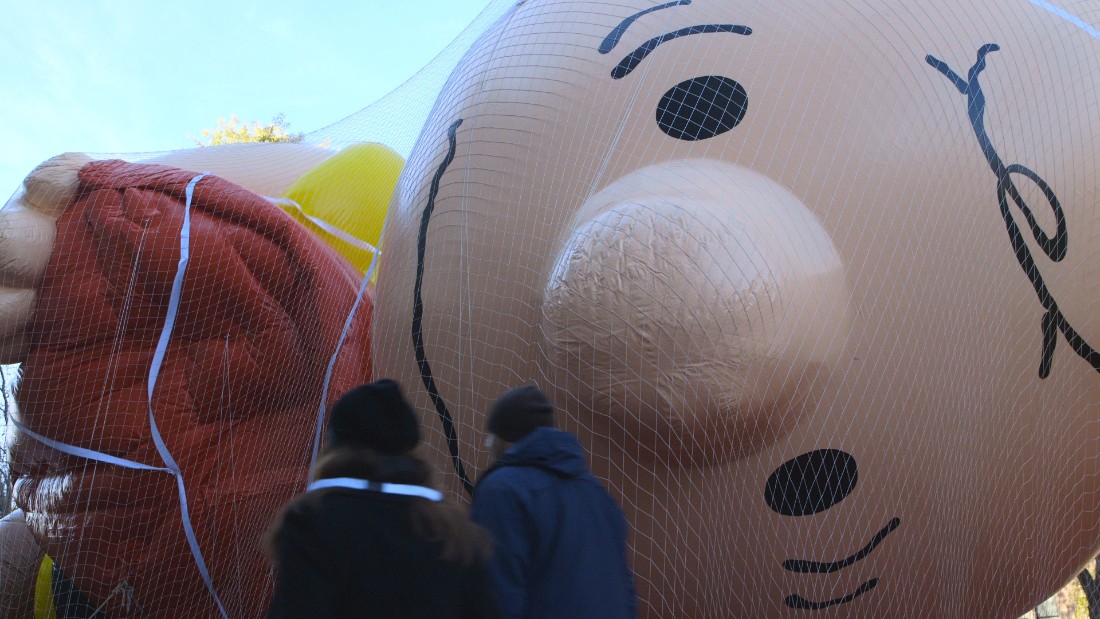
288,486,404,519
281,490,321,515
474,463,555,503
476,465,527,492
278,489,353,528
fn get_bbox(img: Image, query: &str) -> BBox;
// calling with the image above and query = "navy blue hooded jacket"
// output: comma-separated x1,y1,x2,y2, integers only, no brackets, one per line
470,427,637,619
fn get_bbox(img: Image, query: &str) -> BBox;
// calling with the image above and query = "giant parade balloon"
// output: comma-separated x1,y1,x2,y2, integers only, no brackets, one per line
371,1,1100,617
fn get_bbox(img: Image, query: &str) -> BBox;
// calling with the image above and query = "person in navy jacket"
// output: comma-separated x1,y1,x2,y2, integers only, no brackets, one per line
470,384,637,619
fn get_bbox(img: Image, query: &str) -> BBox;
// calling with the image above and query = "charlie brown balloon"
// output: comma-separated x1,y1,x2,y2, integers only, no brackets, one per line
372,1,1100,617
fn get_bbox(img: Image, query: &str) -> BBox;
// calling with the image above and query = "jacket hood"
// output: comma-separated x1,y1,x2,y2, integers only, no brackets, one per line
493,427,588,479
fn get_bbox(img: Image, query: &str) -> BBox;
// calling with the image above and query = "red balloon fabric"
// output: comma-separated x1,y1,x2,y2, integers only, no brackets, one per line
9,160,372,617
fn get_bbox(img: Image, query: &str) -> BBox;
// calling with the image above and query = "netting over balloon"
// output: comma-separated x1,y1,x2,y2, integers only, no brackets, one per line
1,1,1099,617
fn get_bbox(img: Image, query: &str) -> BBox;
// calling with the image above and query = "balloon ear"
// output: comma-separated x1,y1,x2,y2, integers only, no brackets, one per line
22,152,93,217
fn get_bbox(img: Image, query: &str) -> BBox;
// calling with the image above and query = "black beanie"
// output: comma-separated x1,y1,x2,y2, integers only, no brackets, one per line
486,384,555,443
326,379,420,454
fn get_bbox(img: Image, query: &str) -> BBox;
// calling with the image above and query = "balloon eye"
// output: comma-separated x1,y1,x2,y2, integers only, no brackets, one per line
656,75,748,141
764,449,859,516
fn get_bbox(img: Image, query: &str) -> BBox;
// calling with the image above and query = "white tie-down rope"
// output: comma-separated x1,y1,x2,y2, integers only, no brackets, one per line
264,196,381,256
266,195,383,483
10,421,172,473
1026,0,1100,41
144,174,229,619
306,226,383,480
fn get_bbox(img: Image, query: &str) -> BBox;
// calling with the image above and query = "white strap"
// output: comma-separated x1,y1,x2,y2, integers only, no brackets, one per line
149,174,230,619
307,477,444,502
10,419,171,473
307,214,385,481
1028,0,1100,41
264,197,381,255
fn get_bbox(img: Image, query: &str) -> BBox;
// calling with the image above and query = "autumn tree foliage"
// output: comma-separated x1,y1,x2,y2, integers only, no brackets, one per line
195,113,303,146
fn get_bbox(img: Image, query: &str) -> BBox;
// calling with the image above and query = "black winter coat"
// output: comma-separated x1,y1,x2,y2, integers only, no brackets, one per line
267,484,501,618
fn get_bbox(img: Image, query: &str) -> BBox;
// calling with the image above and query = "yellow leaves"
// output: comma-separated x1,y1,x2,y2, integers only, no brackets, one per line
195,113,303,146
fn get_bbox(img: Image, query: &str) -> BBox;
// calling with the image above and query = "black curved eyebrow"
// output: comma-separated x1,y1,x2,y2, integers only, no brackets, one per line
599,0,692,54
782,517,900,574
784,579,880,610
612,24,752,79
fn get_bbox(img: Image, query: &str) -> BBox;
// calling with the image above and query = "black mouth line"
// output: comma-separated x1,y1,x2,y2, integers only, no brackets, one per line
782,517,900,574
412,118,474,495
784,578,879,610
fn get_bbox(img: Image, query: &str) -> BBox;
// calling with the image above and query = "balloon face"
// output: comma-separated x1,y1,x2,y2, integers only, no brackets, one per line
373,1,1100,617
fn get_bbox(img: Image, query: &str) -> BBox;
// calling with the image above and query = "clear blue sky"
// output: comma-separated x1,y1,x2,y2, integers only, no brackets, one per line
0,1,500,198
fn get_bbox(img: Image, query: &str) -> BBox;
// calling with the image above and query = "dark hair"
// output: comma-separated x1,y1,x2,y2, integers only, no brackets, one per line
264,445,491,566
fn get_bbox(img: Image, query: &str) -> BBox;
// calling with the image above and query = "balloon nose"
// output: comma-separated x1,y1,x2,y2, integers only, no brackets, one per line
541,160,850,466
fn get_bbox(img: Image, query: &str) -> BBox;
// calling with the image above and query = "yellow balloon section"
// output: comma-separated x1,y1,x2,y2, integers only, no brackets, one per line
280,142,404,273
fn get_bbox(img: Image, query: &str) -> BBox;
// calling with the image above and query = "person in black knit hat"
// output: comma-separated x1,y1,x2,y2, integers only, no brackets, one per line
265,379,501,619
471,384,637,619
325,379,422,453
